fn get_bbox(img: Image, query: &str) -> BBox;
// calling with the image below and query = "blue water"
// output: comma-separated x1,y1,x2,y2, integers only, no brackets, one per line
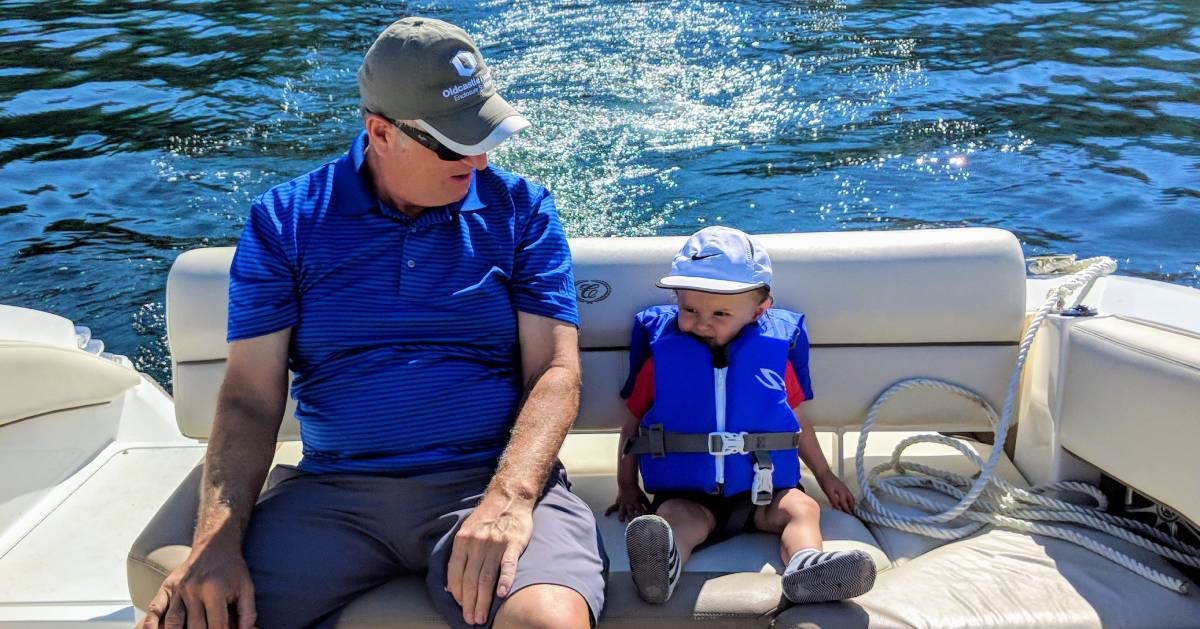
1,0,1198,387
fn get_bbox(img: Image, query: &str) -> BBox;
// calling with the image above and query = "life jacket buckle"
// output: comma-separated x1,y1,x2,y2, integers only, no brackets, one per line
708,431,749,455
752,451,774,506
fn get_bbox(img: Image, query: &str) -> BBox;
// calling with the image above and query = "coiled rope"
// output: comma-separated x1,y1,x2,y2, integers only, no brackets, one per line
853,256,1200,593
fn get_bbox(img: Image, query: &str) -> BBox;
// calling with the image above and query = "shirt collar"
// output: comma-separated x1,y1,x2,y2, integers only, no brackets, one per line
332,131,486,218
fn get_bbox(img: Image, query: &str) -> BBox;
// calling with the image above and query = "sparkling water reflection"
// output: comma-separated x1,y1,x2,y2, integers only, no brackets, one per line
1,0,1197,387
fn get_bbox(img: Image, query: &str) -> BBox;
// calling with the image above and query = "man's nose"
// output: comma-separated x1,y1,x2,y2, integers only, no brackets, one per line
463,153,488,170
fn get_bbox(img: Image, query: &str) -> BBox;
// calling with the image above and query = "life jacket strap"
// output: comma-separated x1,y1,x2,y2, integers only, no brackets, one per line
624,426,800,456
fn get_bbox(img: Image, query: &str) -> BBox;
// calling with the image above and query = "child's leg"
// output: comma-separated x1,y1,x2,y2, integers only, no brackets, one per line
626,498,716,604
755,488,876,604
655,498,716,563
754,488,824,562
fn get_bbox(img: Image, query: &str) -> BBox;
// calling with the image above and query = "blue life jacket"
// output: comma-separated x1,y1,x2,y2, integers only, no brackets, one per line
633,305,803,497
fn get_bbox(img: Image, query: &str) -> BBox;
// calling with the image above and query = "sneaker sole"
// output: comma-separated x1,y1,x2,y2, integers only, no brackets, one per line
625,515,674,604
782,551,877,604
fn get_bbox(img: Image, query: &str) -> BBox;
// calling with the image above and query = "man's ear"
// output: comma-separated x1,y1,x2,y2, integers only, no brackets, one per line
364,114,395,153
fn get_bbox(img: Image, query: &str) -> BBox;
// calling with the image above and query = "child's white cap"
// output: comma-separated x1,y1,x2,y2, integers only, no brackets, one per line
656,226,772,294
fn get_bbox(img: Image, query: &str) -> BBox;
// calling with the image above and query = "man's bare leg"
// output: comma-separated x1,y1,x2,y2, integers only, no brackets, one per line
493,584,590,629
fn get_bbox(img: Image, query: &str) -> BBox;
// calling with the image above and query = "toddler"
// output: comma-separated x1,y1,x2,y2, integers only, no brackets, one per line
607,226,876,605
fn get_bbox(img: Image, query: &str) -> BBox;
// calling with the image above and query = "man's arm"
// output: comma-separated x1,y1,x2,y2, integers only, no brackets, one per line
491,311,581,502
445,312,581,626
142,328,291,629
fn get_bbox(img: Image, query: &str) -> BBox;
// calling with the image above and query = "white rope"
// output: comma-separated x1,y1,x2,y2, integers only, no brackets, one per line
1027,254,1117,276
853,256,1200,593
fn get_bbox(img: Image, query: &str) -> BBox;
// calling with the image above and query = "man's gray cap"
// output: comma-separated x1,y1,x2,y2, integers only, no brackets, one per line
358,17,530,155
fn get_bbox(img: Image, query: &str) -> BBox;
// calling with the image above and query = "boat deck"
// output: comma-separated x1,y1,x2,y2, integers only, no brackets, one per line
0,442,203,625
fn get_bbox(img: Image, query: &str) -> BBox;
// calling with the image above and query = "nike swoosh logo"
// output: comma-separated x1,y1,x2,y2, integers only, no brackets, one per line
690,253,720,260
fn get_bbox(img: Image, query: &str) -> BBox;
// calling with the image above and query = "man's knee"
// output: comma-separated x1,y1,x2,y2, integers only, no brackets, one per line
493,584,590,629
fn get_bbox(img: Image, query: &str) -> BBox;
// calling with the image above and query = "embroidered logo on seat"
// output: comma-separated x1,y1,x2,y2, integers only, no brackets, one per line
576,279,612,304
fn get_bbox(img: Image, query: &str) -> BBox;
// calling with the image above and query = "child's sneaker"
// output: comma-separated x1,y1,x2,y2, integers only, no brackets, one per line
781,548,876,604
625,514,682,604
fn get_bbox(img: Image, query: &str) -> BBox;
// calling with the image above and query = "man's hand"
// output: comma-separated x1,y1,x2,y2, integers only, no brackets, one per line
442,312,577,625
816,470,856,513
605,484,650,522
142,331,288,629
445,495,534,626
141,540,256,629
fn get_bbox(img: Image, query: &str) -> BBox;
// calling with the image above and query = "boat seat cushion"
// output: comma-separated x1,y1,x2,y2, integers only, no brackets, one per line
131,434,1189,628
129,434,893,627
129,437,1200,628
773,526,1200,629
570,228,1027,433
165,227,1028,438
0,340,140,428
1058,315,1200,525
840,432,1033,564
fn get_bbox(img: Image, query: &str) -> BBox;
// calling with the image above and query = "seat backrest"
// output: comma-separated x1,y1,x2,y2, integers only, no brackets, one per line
166,248,294,439
167,227,1026,440
573,227,1026,432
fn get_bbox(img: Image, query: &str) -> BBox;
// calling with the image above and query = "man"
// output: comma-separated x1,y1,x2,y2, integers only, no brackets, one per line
142,17,606,629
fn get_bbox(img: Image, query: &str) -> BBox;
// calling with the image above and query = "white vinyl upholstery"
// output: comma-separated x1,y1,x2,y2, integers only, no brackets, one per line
1058,315,1200,525
571,228,1027,348
173,360,301,440
0,304,78,349
134,227,1200,627
774,526,1200,629
167,249,302,440
839,432,1032,565
0,340,140,427
168,227,1027,438
165,248,235,364
582,227,1026,432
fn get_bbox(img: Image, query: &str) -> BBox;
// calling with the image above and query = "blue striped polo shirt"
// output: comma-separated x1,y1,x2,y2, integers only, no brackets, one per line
226,131,578,475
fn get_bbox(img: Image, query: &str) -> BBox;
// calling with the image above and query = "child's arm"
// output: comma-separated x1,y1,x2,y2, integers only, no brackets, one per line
605,408,650,521
794,406,856,513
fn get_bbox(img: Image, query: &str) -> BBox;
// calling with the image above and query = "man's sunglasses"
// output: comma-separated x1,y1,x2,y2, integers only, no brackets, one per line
389,118,468,162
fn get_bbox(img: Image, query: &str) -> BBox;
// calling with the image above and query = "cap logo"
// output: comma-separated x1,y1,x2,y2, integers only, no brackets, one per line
451,50,477,77
690,252,720,261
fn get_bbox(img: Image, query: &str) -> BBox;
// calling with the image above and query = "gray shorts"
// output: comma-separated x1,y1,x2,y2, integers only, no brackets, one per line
242,462,607,628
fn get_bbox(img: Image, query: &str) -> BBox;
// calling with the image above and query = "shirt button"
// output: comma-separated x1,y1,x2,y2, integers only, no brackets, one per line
407,259,416,268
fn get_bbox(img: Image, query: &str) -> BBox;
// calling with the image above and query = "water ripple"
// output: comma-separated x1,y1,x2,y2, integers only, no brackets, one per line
0,0,1197,389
